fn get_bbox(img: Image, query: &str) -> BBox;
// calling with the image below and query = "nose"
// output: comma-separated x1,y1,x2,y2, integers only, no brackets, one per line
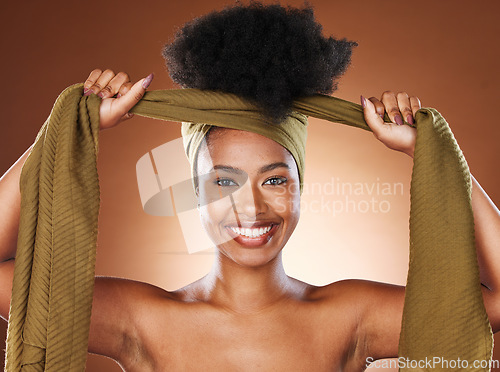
230,178,268,219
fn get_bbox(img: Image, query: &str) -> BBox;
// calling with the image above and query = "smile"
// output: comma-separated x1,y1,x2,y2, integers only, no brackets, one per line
229,225,272,238
225,223,278,247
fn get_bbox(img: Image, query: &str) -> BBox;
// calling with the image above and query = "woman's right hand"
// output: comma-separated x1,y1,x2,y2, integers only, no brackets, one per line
83,69,154,130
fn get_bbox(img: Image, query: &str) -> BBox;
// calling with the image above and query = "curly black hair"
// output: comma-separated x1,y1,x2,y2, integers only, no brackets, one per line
162,2,357,122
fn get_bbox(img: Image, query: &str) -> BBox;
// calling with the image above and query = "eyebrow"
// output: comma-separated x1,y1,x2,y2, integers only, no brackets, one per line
210,162,290,174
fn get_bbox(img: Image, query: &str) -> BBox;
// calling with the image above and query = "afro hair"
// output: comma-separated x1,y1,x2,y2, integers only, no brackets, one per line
162,2,357,122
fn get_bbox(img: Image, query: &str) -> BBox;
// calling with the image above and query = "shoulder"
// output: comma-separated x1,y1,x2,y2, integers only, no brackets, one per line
95,276,178,301
93,275,183,317
312,279,405,328
319,279,405,360
311,278,404,301
304,279,405,361
89,276,181,369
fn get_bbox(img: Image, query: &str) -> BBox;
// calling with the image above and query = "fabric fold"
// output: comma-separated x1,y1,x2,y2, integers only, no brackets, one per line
5,83,493,371
6,85,101,371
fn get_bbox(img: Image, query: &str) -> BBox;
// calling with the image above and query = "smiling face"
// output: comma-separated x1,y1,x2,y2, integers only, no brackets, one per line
195,127,301,268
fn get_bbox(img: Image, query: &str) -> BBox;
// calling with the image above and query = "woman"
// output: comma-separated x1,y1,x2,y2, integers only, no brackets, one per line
1,2,499,371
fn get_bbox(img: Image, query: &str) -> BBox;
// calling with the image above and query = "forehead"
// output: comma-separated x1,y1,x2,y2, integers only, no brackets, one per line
198,127,296,170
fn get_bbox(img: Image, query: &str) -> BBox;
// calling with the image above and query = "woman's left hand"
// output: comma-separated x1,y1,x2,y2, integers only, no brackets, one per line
361,91,421,158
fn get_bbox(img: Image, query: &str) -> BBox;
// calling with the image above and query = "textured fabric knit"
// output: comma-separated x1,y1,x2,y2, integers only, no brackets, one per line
5,83,493,371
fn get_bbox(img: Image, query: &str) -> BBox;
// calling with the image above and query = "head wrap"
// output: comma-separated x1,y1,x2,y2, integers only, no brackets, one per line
5,84,493,371
181,111,308,194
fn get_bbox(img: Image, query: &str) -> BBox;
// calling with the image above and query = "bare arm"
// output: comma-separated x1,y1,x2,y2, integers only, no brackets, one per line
472,175,500,331
0,146,32,263
355,174,500,362
355,92,500,361
0,145,33,320
0,69,154,365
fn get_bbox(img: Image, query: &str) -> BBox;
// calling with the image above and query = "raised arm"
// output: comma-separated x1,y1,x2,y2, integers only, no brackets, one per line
0,69,154,364
0,145,33,319
352,92,500,363
472,175,500,330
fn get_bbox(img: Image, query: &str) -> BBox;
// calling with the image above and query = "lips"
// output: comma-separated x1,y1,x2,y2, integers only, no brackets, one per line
225,223,279,248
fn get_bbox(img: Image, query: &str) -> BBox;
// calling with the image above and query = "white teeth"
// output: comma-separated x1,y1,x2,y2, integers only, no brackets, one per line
230,225,272,238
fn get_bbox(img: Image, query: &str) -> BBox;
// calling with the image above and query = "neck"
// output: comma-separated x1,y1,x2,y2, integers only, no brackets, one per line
202,251,296,314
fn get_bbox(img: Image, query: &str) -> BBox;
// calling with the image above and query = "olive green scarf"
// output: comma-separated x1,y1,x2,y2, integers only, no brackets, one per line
5,83,493,371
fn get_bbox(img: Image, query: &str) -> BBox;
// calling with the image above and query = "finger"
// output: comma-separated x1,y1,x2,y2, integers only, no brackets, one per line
381,91,404,126
410,96,421,117
361,95,385,139
83,69,103,95
368,97,385,119
396,92,414,125
116,82,133,99
86,69,116,96
113,73,154,115
120,112,135,122
98,72,130,99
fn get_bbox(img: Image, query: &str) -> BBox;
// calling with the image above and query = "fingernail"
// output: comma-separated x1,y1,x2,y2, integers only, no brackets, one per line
395,115,404,126
83,89,93,96
360,95,366,108
98,91,106,98
406,115,414,125
83,87,90,95
116,93,122,99
142,73,154,89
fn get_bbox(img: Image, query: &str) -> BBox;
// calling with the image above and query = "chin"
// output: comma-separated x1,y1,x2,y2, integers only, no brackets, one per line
219,245,283,269
218,232,287,269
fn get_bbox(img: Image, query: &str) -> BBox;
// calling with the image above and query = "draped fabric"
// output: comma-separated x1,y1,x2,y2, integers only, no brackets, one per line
5,83,493,371
5,86,101,371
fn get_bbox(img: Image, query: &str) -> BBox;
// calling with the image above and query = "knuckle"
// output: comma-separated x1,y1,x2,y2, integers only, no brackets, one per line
101,86,113,94
103,69,115,77
397,91,409,99
116,71,130,81
118,87,128,96
134,92,144,101
93,82,103,90
91,68,103,75
381,90,394,99
119,82,134,96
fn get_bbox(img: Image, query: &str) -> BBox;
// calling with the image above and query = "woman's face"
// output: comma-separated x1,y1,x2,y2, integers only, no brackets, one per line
196,128,301,268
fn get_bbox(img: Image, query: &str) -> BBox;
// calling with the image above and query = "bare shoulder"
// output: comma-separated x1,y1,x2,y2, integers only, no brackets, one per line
304,279,405,362
313,279,405,332
89,276,181,368
314,278,404,299
93,275,183,321
94,275,179,302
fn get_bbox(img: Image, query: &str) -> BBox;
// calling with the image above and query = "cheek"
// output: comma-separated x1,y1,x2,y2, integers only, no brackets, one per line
198,195,233,237
270,189,301,224
199,202,221,230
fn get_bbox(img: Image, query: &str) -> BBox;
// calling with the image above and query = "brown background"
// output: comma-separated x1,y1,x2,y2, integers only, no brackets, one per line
0,0,499,370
